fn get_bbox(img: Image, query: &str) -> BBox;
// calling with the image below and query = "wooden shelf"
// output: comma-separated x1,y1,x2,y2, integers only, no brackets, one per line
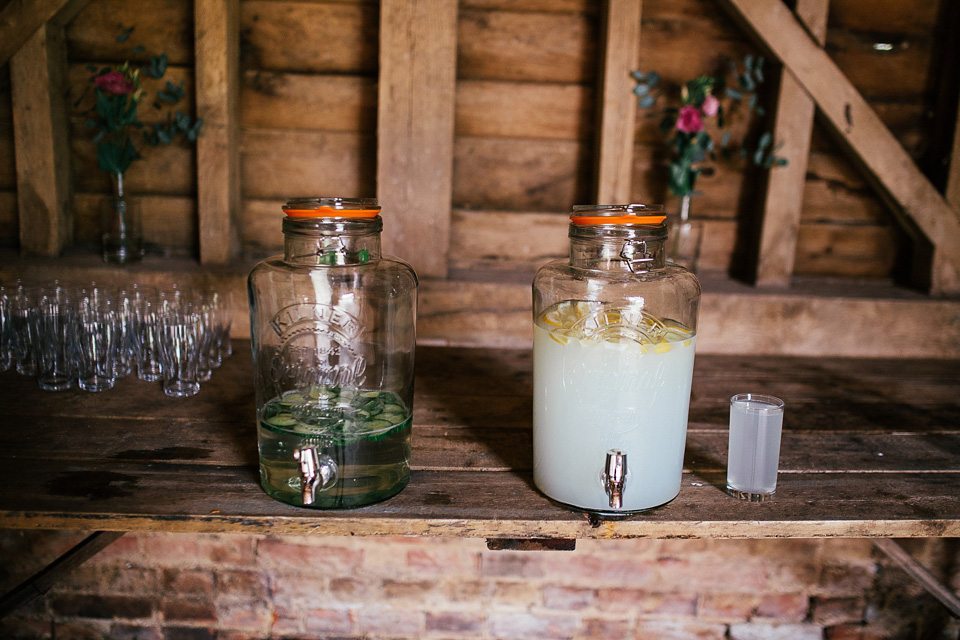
2,251,959,359
1,344,958,540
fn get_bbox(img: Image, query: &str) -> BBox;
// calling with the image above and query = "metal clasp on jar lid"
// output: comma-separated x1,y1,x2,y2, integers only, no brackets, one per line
619,239,654,272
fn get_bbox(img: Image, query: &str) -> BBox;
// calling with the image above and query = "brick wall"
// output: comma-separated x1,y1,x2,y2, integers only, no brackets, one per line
1,531,958,639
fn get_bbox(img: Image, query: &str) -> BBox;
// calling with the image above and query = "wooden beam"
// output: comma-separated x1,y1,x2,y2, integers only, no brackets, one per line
195,0,240,265
719,0,960,294
377,0,458,278
947,82,960,210
753,0,829,288
0,0,89,66
11,22,73,256
594,0,643,204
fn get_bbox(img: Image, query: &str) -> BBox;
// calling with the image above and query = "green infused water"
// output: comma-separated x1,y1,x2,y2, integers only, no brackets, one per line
258,387,412,508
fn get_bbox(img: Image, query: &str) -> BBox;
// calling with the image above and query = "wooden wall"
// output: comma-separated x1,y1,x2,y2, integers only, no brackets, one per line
0,0,958,355
0,0,952,272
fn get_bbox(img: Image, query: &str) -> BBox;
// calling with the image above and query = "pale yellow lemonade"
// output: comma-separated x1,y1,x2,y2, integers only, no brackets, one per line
533,300,696,513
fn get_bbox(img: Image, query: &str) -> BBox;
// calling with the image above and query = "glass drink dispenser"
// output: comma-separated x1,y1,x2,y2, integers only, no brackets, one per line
532,204,700,515
248,198,418,508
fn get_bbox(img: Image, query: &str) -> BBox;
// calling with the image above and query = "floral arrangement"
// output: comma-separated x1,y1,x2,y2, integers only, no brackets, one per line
632,56,786,198
79,25,202,177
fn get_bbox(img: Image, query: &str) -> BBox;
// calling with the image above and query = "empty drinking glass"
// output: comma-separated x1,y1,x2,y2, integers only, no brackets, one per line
11,285,40,376
159,305,202,398
0,286,13,373
115,286,140,378
132,288,164,382
36,285,77,391
75,289,119,392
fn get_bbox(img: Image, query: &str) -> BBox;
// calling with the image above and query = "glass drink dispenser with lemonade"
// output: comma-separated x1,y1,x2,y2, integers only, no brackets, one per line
532,204,700,515
248,198,418,509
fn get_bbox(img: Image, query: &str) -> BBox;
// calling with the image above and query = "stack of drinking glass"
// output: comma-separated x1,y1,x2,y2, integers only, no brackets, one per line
0,282,233,397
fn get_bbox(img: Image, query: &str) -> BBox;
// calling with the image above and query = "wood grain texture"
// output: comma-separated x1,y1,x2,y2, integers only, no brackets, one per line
11,22,74,256
0,345,958,539
195,0,240,265
753,0,828,288
594,0,642,203
377,0,458,278
0,0,88,66
718,0,960,294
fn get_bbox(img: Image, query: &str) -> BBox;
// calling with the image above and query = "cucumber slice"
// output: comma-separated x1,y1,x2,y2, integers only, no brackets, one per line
266,414,298,428
381,403,404,414
280,392,305,405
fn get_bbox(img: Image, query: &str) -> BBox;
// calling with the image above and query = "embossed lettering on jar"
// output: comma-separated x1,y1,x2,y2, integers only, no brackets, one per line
248,198,418,509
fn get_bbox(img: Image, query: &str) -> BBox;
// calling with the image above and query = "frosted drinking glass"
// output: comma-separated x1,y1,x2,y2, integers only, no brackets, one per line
726,393,785,501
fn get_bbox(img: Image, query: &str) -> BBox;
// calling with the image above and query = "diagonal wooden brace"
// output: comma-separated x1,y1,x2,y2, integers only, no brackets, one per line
719,0,960,295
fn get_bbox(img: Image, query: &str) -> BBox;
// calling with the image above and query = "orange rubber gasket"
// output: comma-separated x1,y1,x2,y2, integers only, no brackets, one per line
570,214,666,226
284,207,380,218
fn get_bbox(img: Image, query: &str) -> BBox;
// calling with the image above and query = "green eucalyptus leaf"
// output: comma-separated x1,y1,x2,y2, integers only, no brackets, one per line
116,26,133,44
148,54,168,79
638,95,656,109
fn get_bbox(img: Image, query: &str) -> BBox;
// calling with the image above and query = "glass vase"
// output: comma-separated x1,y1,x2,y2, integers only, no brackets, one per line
668,193,704,273
100,172,143,264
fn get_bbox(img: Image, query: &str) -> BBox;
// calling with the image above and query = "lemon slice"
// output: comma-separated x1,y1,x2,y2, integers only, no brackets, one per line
539,300,601,330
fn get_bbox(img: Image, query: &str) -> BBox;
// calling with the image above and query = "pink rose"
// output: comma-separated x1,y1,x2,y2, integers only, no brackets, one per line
95,71,136,95
676,105,703,133
701,94,719,117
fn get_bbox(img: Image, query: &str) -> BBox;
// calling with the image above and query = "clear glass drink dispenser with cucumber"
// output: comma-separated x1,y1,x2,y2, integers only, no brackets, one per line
248,198,418,508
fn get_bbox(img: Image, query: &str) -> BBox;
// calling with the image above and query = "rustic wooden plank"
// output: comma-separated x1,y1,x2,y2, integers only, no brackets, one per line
452,137,590,212
0,0,88,66
0,344,955,540
718,0,960,293
240,129,375,200
195,0,240,265
456,80,590,140
457,9,596,83
376,0,457,278
66,0,194,65
753,0,828,288
594,0,642,204
448,208,898,278
947,80,960,210
0,458,957,539
0,192,17,242
239,1,377,74
11,22,74,257
462,0,592,11
1,252,958,358
825,27,937,101
241,71,376,133
4,412,958,477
